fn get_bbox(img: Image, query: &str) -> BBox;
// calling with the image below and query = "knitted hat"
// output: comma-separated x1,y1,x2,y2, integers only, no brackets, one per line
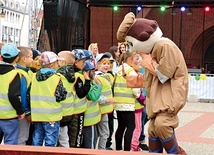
32,49,41,60
117,12,158,42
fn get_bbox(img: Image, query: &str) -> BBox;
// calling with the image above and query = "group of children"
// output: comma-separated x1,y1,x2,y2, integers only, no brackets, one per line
0,42,148,151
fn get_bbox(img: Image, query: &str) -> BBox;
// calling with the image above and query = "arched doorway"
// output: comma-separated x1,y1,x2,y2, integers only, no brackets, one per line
189,26,214,69
204,42,214,73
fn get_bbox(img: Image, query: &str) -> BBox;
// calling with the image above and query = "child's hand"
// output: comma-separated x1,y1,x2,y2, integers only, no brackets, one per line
121,61,126,76
26,115,32,123
107,98,114,103
18,113,25,120
83,71,90,80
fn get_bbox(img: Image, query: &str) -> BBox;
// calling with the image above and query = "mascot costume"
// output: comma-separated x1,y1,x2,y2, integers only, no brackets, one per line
117,12,188,154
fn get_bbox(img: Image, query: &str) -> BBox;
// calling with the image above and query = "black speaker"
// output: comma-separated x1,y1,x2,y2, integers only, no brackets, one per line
43,0,58,30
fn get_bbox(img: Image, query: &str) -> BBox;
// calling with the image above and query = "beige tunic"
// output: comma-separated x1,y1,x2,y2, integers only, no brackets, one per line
144,39,188,119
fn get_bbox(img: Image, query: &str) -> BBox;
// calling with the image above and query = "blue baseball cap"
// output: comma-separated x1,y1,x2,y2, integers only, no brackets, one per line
1,43,20,58
83,50,93,60
83,61,95,71
71,49,86,61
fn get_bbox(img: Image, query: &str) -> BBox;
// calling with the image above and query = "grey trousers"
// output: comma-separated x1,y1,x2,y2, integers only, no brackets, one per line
18,117,30,145
58,126,69,148
97,114,109,149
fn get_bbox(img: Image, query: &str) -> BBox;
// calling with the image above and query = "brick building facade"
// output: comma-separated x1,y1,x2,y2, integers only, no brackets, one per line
89,7,214,72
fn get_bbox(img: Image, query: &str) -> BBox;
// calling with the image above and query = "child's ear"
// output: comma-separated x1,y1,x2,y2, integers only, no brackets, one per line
49,63,54,69
22,56,26,63
15,56,19,63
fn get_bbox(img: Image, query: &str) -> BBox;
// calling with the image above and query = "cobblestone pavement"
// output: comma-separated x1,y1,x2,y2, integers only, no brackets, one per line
112,102,214,155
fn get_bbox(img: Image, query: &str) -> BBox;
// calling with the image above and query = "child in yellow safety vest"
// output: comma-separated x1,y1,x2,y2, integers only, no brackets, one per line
105,52,116,150
82,61,102,149
114,52,145,151
30,51,67,147
56,50,75,148
67,49,91,148
95,53,114,150
26,49,41,146
0,43,25,145
16,46,33,145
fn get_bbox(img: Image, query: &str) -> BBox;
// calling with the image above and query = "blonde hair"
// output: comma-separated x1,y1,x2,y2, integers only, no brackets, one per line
88,43,99,57
88,43,98,51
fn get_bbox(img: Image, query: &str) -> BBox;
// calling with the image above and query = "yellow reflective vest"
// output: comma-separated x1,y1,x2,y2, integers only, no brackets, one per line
97,75,113,114
30,74,62,122
135,99,144,110
0,70,19,119
28,69,35,79
114,68,136,105
106,72,114,84
16,68,31,87
84,99,101,126
73,72,87,114
57,73,75,117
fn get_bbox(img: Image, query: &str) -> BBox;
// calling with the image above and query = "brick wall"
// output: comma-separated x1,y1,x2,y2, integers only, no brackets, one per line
90,7,214,68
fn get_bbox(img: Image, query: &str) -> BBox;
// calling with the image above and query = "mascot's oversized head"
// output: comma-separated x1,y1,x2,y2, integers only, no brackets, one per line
117,12,163,54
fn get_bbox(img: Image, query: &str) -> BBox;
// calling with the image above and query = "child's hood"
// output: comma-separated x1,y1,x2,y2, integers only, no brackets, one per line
57,65,75,83
36,68,56,81
0,63,15,75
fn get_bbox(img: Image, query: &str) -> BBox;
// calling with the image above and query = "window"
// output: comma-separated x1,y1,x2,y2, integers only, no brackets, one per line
5,0,8,7
12,13,14,22
10,12,12,22
15,3,19,10
4,11,9,21
5,26,7,35
18,15,20,24
10,1,14,9
15,29,19,37
15,14,18,23
10,27,13,36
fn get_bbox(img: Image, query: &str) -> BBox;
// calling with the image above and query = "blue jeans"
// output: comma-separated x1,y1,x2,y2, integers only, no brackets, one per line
32,122,60,146
139,107,149,143
0,118,19,145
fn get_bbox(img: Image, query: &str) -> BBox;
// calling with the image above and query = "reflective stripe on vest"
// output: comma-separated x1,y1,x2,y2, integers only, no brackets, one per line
97,76,113,114
61,93,74,115
114,74,136,104
0,70,18,119
84,100,101,126
73,96,87,114
57,73,75,116
73,72,87,114
31,74,62,122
